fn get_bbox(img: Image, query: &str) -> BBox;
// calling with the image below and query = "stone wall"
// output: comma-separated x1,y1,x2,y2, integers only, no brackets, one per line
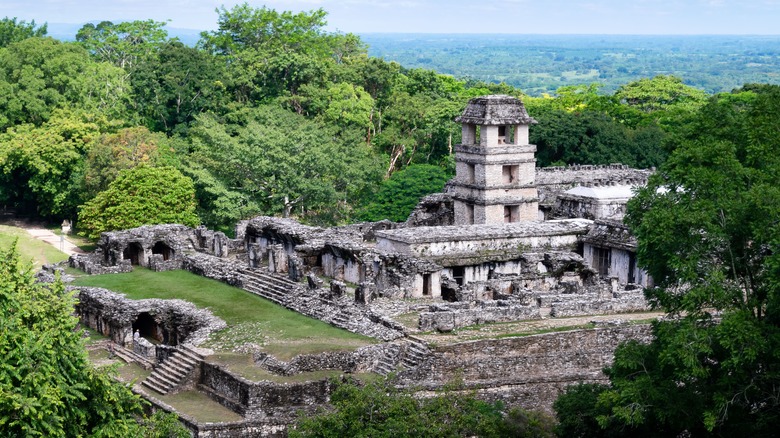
200,362,335,418
419,300,541,332
400,324,653,412
74,287,226,348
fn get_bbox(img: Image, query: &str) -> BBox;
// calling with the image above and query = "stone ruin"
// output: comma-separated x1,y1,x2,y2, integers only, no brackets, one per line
65,94,660,436
76,286,226,364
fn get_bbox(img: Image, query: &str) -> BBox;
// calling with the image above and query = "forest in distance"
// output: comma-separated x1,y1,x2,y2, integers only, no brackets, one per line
1,4,780,437
363,33,780,95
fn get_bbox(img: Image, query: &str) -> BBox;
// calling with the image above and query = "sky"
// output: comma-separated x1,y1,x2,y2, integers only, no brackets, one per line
4,0,780,35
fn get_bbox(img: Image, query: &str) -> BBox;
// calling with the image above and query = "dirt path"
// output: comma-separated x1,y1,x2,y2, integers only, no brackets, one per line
0,218,85,257
25,227,85,256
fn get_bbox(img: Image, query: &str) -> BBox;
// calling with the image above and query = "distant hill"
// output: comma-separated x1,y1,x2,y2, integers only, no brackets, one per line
362,33,780,95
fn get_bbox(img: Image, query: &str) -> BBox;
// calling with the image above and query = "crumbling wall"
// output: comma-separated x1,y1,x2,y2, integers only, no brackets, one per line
406,193,454,227
419,301,541,332
200,362,335,418
401,324,653,412
74,287,226,347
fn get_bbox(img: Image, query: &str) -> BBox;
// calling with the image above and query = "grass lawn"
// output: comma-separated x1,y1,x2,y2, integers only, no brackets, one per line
156,390,243,423
0,224,70,267
72,268,375,359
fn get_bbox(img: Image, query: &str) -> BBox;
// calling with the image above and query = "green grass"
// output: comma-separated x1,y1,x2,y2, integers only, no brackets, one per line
72,268,375,358
211,353,354,383
156,390,243,423
0,224,70,267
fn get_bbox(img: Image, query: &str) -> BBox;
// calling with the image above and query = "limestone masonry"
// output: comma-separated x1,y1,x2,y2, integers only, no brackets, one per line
64,95,656,437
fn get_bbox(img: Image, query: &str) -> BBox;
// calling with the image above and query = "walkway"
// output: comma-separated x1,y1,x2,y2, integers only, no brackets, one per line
26,227,85,256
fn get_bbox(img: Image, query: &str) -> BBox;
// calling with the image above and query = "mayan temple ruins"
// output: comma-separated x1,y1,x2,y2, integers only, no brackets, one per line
63,95,658,436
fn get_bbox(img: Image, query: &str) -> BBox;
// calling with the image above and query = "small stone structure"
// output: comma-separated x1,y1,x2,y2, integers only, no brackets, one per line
581,219,652,287
75,287,226,362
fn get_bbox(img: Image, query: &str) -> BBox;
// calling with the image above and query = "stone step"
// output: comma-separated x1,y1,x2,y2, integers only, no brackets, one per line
245,275,290,293
142,379,169,395
141,346,203,396
244,282,289,296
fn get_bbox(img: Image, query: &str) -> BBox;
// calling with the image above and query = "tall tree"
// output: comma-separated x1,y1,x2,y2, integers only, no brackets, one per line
81,126,175,200
0,111,102,219
0,17,47,48
0,37,132,130
130,41,224,134
185,105,383,229
566,85,780,436
199,3,363,102
76,20,169,69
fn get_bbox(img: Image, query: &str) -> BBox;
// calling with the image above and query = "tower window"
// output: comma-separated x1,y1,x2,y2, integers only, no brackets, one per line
502,165,519,184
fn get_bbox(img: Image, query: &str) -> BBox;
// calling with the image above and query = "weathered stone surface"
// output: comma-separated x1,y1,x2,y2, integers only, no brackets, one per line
406,193,454,227
455,95,537,126
74,286,226,348
419,300,541,332
399,325,653,413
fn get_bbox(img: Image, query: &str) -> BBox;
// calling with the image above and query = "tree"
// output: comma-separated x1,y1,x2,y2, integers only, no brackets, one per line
81,126,175,200
130,41,224,135
0,17,47,48
359,164,452,222
199,3,363,102
615,75,707,114
291,378,553,438
0,37,132,130
185,105,383,229
0,111,102,219
78,165,199,238
0,242,188,436
584,85,780,436
76,20,169,69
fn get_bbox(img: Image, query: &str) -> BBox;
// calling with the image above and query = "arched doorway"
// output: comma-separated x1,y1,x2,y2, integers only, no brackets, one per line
123,242,144,266
132,312,165,343
152,241,174,261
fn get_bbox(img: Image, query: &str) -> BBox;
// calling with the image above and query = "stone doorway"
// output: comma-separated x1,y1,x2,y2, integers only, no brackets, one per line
123,242,144,266
132,312,165,343
152,241,174,261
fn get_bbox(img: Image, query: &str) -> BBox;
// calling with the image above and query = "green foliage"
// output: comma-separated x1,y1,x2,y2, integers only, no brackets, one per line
615,75,707,113
81,126,174,200
585,85,780,436
0,242,188,437
359,164,452,222
0,17,47,48
0,37,132,130
130,41,225,135
200,3,361,102
185,105,383,228
530,108,666,168
0,111,102,218
78,165,199,238
76,20,170,69
291,378,553,438
553,383,618,438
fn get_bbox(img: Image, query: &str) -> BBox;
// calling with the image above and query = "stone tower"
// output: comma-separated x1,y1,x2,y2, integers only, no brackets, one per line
451,95,539,225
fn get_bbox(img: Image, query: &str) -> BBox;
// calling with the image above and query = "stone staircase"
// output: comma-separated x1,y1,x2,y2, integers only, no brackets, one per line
141,345,204,395
240,268,297,305
374,337,431,376
401,336,430,370
239,267,406,341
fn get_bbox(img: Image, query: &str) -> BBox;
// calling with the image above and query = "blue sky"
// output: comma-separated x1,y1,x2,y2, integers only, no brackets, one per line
4,0,780,34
